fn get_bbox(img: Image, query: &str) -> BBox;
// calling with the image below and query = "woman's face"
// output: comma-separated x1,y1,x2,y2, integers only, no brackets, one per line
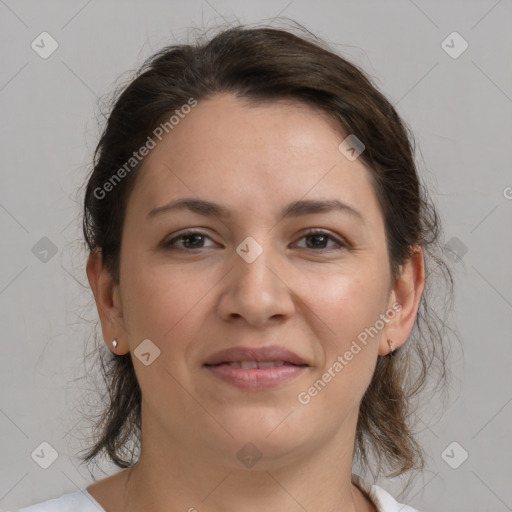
99,93,414,468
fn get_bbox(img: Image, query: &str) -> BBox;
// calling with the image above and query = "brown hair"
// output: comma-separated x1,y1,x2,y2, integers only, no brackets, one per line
80,21,455,480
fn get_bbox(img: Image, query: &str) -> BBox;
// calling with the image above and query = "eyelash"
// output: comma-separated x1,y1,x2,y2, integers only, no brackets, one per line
164,228,347,252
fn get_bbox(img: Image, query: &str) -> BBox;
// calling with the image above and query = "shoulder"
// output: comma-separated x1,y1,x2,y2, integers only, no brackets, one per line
12,489,105,512
352,475,421,512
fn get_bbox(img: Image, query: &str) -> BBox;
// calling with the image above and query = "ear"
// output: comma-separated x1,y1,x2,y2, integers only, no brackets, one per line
86,249,130,355
378,245,426,356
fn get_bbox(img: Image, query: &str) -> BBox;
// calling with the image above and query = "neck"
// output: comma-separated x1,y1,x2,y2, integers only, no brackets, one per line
119,404,373,512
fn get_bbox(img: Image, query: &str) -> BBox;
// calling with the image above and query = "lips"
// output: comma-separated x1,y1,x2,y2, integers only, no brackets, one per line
225,360,286,369
203,345,309,391
203,345,308,367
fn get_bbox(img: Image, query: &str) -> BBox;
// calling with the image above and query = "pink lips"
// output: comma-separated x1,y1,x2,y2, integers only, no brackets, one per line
203,345,309,391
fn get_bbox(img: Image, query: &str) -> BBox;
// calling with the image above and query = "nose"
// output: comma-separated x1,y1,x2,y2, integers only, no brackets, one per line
216,240,296,327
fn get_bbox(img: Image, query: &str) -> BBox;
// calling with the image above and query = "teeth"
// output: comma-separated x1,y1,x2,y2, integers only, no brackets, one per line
227,361,286,369
258,361,285,368
240,361,258,369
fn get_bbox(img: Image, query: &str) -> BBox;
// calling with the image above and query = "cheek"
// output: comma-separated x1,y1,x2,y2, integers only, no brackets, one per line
295,271,385,406
304,267,389,351
119,253,219,357
295,264,390,414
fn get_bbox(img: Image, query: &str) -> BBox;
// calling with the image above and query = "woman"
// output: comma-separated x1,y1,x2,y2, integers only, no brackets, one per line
16,22,452,512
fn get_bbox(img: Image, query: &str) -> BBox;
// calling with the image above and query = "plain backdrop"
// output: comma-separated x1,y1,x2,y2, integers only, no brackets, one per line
1,1,511,511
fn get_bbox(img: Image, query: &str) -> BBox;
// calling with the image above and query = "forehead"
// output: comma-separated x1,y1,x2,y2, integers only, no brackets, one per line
127,93,383,230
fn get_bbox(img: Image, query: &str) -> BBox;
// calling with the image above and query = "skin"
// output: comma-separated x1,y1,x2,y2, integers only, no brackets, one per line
86,93,425,512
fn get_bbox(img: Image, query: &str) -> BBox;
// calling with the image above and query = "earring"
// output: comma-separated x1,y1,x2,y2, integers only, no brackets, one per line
387,339,397,359
111,339,118,349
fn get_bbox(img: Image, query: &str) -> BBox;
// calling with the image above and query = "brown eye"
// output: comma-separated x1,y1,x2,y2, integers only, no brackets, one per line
164,231,217,250
294,229,346,251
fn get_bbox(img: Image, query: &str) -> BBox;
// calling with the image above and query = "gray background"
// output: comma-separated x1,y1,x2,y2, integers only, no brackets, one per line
1,1,511,511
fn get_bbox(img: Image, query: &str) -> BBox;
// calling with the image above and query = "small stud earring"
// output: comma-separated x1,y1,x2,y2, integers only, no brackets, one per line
111,339,118,349
387,339,397,359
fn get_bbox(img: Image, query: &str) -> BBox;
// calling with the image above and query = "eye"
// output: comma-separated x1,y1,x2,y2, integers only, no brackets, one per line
164,230,218,251
293,229,346,251
163,228,347,252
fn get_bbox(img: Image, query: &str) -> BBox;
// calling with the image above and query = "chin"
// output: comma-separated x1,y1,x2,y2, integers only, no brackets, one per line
200,409,316,468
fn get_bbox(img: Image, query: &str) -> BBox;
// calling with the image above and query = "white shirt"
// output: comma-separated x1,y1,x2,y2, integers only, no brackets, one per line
12,476,420,512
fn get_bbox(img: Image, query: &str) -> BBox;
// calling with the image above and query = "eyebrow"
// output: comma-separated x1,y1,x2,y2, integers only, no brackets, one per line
147,197,365,223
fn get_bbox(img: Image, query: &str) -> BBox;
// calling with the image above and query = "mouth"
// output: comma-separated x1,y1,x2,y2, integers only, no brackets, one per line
203,345,309,391
204,345,308,366
217,360,295,369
